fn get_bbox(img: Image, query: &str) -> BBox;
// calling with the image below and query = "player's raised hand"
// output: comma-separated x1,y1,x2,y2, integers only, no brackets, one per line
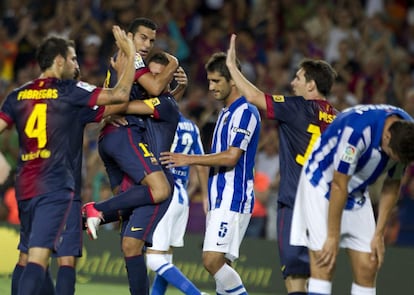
112,25,134,57
226,34,237,68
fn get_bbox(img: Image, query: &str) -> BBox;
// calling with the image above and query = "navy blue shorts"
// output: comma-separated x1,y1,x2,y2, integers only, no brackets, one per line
277,202,310,279
121,196,171,247
51,199,83,257
99,126,163,190
18,190,73,253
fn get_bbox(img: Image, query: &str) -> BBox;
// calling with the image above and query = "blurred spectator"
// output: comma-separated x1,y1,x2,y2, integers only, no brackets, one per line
151,8,190,63
255,50,290,94
331,39,360,85
0,152,13,223
78,34,107,83
328,75,358,111
190,23,226,84
384,164,414,246
394,173,414,246
0,127,18,173
387,47,413,107
234,27,267,83
402,88,414,117
246,171,270,238
303,3,333,49
349,51,389,104
0,21,18,93
395,166,414,246
324,8,360,63
246,126,280,240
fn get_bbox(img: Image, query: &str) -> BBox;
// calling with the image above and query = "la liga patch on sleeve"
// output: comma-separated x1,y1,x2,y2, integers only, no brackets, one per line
340,144,357,163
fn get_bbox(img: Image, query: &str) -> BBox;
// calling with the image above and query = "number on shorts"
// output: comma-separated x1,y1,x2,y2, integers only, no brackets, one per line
218,222,228,238
138,142,154,157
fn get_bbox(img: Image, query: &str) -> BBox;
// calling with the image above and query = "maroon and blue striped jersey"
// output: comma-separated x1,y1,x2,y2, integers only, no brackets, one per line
141,93,179,159
0,77,102,200
264,94,337,207
104,52,149,128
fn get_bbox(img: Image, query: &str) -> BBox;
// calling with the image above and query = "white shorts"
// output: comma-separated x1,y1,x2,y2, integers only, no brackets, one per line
149,182,190,251
291,174,375,252
203,208,251,262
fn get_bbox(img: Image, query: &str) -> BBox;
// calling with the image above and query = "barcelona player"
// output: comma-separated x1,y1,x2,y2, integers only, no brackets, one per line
83,51,180,295
226,34,337,294
1,26,136,295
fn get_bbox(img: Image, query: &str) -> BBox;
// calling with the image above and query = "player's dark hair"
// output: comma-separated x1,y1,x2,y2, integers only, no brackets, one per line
205,52,241,82
128,17,158,34
389,120,414,164
299,58,337,97
147,52,169,66
36,36,75,71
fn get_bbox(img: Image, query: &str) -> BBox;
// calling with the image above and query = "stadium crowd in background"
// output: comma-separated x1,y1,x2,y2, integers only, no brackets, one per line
1,0,414,244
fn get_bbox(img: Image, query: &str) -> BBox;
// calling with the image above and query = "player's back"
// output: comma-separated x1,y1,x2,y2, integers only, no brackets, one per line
0,78,99,200
305,104,411,209
265,94,337,207
170,114,204,187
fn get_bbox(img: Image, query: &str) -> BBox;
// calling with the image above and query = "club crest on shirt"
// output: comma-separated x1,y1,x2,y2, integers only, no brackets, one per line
76,81,97,92
341,144,357,163
272,95,285,103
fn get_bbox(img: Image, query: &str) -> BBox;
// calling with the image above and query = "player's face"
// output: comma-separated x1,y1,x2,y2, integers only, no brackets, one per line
62,46,80,80
207,71,232,102
290,68,308,97
131,26,156,58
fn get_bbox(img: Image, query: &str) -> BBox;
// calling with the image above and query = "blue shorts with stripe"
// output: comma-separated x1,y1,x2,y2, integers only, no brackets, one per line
121,196,171,246
18,190,73,253
51,199,83,258
98,125,163,190
277,202,310,279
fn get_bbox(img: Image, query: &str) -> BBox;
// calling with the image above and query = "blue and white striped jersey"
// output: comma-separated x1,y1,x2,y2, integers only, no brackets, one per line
208,97,261,213
304,104,413,210
170,114,204,205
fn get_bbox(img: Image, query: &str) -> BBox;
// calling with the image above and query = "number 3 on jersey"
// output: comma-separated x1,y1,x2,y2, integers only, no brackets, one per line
25,103,47,148
295,124,320,166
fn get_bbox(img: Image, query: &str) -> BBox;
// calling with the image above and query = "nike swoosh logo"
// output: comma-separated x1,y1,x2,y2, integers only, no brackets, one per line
216,242,227,246
131,227,143,232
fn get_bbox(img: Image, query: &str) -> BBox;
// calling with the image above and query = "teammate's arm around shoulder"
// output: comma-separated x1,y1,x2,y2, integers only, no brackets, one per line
139,52,179,96
226,34,267,111
96,26,136,106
